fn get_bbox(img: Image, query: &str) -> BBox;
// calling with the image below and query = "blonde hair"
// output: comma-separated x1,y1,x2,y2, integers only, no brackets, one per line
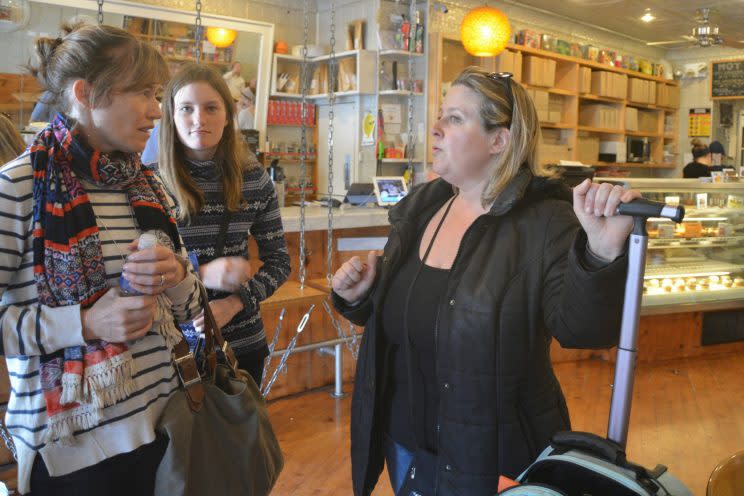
158,63,251,222
26,23,168,115
0,114,25,164
451,66,551,206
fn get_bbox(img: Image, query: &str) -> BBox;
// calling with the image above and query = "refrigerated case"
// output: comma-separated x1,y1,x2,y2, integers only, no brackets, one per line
605,179,744,315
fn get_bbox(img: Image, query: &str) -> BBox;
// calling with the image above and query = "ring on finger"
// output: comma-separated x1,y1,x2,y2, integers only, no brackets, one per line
160,273,165,286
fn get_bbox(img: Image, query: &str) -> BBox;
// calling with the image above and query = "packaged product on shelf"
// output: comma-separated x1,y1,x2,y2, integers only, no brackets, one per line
540,34,555,51
414,11,424,53
517,29,540,49
570,43,582,58
338,57,357,92
555,39,571,55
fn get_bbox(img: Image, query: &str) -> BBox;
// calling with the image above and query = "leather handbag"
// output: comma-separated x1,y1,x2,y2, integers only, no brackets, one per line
154,285,284,495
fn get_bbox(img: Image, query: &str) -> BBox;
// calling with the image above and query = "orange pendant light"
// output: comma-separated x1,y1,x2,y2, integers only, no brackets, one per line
460,5,511,57
206,26,237,48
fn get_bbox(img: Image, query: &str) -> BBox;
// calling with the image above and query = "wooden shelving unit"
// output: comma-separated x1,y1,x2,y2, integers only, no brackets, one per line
427,34,681,171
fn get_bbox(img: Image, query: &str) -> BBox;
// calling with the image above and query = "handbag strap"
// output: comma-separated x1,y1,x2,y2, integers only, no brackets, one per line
174,283,243,412
401,194,456,452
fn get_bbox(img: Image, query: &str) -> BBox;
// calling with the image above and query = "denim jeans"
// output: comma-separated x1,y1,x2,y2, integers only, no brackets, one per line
384,434,415,494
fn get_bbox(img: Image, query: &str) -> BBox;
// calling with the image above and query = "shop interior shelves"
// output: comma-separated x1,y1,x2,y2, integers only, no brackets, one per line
379,49,425,57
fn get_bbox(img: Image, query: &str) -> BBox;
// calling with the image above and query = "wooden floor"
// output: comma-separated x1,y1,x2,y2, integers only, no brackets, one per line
267,350,744,495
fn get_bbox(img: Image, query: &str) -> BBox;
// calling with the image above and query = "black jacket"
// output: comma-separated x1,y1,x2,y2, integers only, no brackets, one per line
333,169,628,496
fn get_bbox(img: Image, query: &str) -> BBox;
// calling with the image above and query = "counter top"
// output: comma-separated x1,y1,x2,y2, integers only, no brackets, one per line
279,205,391,232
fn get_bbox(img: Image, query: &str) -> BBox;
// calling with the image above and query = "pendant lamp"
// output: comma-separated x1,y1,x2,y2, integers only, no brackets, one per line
460,5,511,57
206,26,237,48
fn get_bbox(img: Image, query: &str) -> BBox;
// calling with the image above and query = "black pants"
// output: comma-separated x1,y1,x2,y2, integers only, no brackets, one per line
234,346,268,387
29,432,168,495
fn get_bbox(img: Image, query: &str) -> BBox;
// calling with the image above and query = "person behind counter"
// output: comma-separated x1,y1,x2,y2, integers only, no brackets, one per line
331,66,641,495
0,113,26,163
0,23,203,495
683,139,712,178
156,63,290,386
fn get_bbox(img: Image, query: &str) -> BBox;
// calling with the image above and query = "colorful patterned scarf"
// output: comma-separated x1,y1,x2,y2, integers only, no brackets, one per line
31,114,183,442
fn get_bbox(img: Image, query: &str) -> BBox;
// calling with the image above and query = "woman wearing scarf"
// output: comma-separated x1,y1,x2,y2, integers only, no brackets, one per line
0,24,202,495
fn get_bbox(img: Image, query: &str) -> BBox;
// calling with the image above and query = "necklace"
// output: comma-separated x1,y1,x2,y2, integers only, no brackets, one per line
94,205,138,264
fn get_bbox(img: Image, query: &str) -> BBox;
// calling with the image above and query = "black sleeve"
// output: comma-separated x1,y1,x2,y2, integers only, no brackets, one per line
541,203,628,349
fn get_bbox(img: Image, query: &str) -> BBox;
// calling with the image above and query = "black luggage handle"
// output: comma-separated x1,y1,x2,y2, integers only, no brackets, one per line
551,431,627,465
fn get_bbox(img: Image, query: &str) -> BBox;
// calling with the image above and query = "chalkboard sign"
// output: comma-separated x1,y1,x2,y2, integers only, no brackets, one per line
711,59,744,99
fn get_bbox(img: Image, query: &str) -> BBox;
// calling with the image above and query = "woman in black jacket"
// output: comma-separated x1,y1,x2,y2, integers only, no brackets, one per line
332,67,641,496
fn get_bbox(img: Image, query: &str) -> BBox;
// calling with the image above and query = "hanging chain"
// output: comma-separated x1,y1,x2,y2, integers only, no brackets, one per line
298,0,310,288
194,0,203,64
325,1,337,287
405,1,417,191
97,0,104,25
0,421,16,462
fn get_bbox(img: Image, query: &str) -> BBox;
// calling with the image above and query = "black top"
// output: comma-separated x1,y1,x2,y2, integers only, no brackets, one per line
382,226,450,452
683,161,711,178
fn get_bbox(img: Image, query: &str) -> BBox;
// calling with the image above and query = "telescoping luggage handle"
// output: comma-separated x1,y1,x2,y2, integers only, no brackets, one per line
608,199,685,448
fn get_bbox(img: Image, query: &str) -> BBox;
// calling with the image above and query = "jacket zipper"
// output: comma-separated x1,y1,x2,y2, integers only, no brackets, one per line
433,216,486,495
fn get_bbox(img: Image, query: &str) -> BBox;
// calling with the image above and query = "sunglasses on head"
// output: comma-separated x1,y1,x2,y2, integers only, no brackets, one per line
487,72,514,129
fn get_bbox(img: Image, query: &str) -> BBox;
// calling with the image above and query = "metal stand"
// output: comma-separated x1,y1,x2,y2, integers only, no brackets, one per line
608,216,648,448
318,343,346,398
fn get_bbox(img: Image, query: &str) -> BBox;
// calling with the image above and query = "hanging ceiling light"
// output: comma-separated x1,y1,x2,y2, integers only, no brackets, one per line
206,26,237,48
460,5,511,57
640,9,655,23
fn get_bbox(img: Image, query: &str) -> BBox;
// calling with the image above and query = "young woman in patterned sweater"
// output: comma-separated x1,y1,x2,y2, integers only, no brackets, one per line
156,64,290,386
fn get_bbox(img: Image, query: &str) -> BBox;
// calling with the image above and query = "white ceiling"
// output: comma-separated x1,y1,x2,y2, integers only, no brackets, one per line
504,0,744,46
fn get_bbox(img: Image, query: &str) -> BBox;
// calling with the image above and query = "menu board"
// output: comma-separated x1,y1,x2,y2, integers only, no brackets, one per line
711,59,744,99
688,108,711,137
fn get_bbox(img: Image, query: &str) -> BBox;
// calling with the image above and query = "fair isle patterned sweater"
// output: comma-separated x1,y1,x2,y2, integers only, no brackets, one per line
173,159,290,355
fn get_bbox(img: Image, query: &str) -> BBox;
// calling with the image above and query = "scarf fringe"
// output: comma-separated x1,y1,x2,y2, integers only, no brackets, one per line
59,373,83,405
156,294,184,349
44,403,101,445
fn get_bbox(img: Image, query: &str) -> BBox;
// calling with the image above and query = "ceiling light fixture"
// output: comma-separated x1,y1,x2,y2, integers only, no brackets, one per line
640,10,655,23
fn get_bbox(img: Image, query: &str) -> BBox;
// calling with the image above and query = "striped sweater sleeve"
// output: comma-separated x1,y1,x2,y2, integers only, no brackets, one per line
238,168,291,315
0,161,87,357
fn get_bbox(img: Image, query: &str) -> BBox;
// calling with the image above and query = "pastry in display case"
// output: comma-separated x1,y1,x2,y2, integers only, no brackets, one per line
601,179,744,313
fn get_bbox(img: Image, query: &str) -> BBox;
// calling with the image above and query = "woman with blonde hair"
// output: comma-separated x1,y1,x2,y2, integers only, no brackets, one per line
0,24,203,494
332,67,642,495
0,113,25,164
156,63,289,386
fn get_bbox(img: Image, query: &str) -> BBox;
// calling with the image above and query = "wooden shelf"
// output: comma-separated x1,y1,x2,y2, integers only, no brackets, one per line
626,101,662,110
664,133,676,139
259,280,327,311
306,278,333,294
579,94,625,104
578,126,625,134
379,49,425,57
626,130,661,138
540,122,574,129
270,92,305,99
523,83,575,96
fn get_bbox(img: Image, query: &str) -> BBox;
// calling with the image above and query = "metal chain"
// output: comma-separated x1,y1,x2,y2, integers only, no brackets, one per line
0,421,16,461
194,0,203,64
406,0,417,191
325,1,337,287
298,0,310,288
97,0,104,25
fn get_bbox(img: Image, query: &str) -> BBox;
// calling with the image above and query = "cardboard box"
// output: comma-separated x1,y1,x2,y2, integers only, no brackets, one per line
591,71,627,99
579,67,592,93
625,107,638,131
540,128,572,162
600,140,626,163
580,104,620,129
628,78,656,104
637,110,657,133
523,56,556,87
494,50,523,82
577,134,600,163
547,94,563,123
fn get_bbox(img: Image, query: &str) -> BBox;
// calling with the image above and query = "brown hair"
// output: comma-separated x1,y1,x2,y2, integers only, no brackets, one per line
26,23,169,115
0,114,26,164
158,63,252,221
690,138,710,160
451,66,551,206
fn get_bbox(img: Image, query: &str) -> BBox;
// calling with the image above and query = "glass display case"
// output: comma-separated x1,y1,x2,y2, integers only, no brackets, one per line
605,179,744,315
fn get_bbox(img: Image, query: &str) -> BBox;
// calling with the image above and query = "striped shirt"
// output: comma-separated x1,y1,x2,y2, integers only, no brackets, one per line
0,153,203,494
168,159,290,355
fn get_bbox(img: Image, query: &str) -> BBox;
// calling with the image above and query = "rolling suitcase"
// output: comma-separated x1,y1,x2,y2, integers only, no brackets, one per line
502,199,693,496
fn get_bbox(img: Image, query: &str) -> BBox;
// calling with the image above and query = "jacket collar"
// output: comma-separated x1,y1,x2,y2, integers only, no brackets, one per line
389,168,541,225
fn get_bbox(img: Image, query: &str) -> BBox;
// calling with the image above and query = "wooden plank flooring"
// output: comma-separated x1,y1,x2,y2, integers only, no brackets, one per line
267,350,744,495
